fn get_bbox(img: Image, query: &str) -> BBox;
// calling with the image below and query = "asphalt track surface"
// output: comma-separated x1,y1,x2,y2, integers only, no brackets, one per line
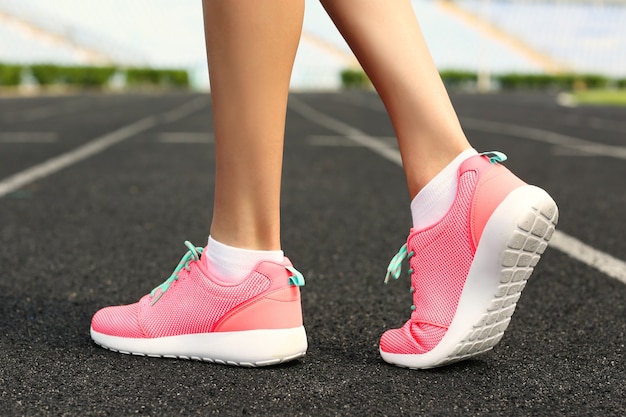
0,91,624,416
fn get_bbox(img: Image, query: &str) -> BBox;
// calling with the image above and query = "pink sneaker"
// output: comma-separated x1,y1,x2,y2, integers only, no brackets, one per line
91,241,307,366
380,152,558,369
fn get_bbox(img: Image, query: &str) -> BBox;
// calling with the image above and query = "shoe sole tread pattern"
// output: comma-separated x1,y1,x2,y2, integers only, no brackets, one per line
381,185,558,369
444,196,558,365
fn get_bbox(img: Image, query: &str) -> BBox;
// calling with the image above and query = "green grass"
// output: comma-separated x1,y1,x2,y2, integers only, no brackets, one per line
572,89,626,106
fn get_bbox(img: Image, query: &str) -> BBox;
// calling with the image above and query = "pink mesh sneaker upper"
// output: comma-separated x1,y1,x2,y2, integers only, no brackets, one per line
381,153,525,355
91,243,304,339
92,303,144,338
380,321,448,354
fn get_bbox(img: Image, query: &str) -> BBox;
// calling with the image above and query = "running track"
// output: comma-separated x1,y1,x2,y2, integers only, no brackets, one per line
0,91,624,416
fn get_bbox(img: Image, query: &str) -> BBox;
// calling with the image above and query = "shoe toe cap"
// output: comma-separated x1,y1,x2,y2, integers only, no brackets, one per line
91,303,144,338
380,321,447,355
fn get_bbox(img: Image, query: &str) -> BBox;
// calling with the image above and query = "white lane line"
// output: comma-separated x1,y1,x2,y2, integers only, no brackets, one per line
159,132,214,143
550,147,600,157
1,98,90,123
161,96,209,123
460,117,626,160
561,116,626,135
0,132,57,143
0,116,156,198
550,232,626,284
330,93,626,160
0,97,208,198
288,95,626,285
289,97,402,166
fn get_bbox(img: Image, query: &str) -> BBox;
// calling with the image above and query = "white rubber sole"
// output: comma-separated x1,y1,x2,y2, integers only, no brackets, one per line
91,326,308,367
381,185,559,369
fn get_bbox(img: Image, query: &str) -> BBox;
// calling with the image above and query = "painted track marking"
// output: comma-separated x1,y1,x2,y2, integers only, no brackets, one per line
0,132,57,143
0,97,91,123
0,96,208,198
460,117,626,160
288,95,626,285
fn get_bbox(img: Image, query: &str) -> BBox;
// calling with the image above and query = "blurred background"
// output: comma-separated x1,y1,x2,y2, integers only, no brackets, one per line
0,0,625,93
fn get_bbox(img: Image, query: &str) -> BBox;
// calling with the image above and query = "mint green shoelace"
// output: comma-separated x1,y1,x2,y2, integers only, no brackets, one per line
384,150,507,305
480,151,507,164
286,266,306,287
150,241,203,306
149,241,305,306
384,243,414,284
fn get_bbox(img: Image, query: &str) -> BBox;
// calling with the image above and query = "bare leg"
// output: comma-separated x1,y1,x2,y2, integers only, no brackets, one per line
203,0,304,250
89,1,310,366
321,0,471,198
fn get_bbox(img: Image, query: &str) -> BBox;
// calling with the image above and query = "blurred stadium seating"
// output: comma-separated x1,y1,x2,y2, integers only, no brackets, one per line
0,0,624,90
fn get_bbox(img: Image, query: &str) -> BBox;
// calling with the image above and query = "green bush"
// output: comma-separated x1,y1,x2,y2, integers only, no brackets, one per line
125,68,160,86
548,74,577,90
30,64,62,86
498,73,553,90
160,69,190,87
496,73,610,91
61,66,116,87
25,64,189,89
440,70,477,88
125,68,189,88
340,68,370,89
338,67,617,91
577,74,610,89
30,64,117,88
0,64,22,86
5,62,623,92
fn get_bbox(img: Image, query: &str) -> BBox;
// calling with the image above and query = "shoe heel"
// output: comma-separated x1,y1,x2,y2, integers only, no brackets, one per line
214,286,304,332
448,185,558,363
380,186,558,369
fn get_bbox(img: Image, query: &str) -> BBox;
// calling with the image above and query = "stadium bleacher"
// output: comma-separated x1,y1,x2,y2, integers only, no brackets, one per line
0,0,624,89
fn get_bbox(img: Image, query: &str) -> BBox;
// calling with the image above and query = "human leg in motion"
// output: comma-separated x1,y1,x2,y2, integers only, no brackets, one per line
322,0,471,197
322,0,558,369
90,0,308,366
207,0,302,252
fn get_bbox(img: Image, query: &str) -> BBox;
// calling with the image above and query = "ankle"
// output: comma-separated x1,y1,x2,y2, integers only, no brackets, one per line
209,225,280,252
205,236,284,284
410,148,478,230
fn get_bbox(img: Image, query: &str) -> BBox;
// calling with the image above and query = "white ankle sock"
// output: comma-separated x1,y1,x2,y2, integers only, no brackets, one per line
410,148,478,230
205,236,284,284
